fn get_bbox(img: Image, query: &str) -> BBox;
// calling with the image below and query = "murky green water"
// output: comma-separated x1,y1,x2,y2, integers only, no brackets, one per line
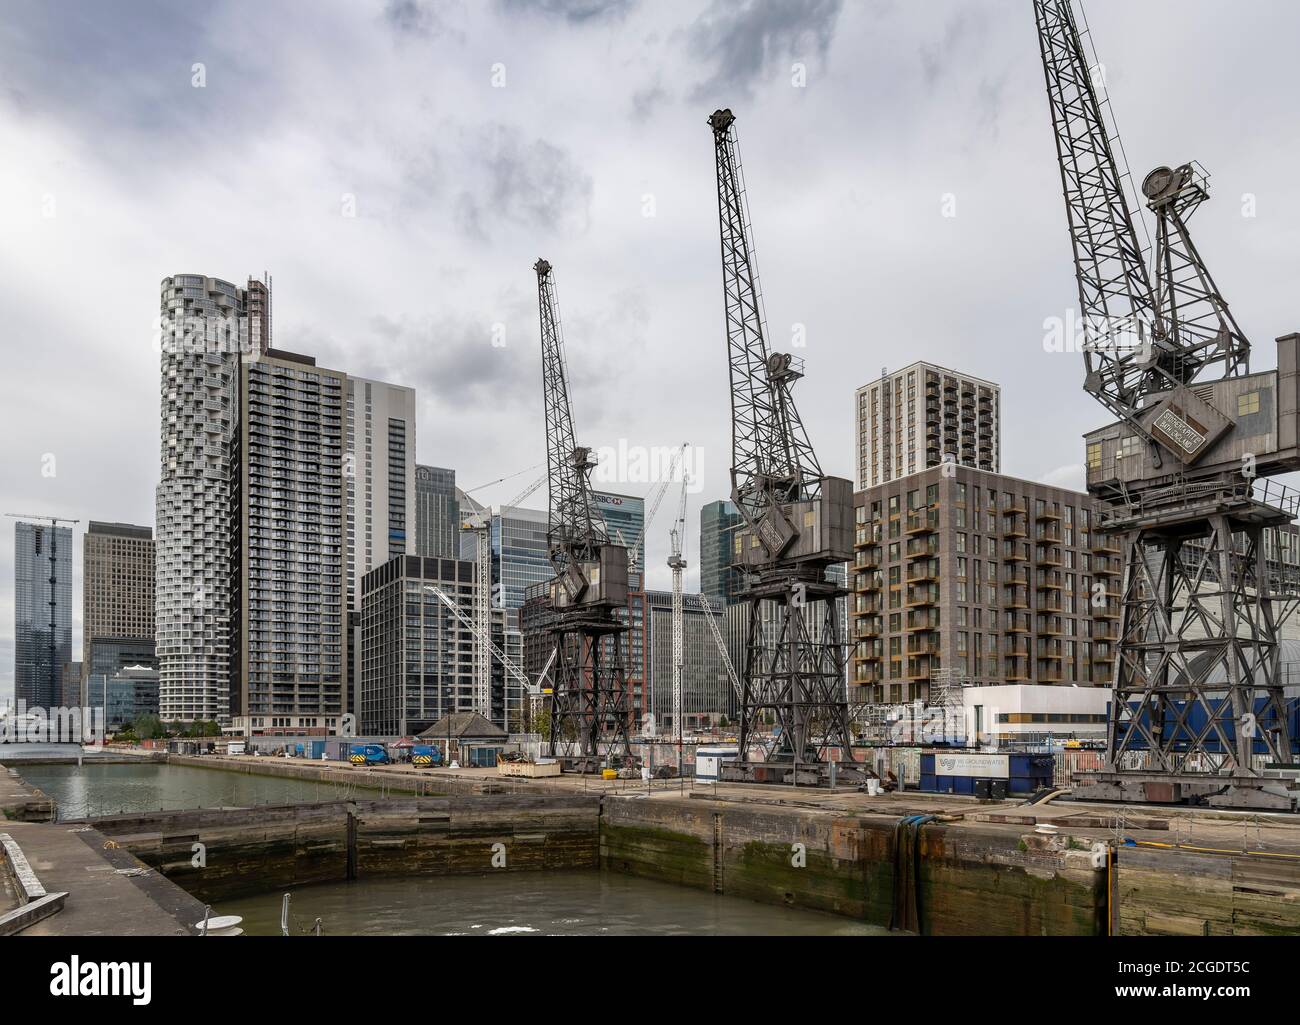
218,871,886,936
19,762,378,820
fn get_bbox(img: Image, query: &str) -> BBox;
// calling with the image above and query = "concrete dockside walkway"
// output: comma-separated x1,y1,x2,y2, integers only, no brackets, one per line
2,766,205,936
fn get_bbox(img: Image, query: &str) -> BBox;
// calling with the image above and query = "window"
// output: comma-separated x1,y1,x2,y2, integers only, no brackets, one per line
1119,436,1142,459
1238,391,1260,416
1086,443,1102,470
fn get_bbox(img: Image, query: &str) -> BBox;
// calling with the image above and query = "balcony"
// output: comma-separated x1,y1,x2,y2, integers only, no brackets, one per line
1089,535,1121,556
907,609,939,630
1094,601,1121,620
1004,613,1032,634
856,572,883,593
1036,571,1063,592
1038,639,1064,659
906,636,940,656
858,545,882,570
1003,510,1028,538
906,585,939,607
906,537,938,559
1003,585,1030,609
1002,541,1031,563
1038,594,1064,613
1035,506,1061,522
1093,557,1120,577
906,508,939,534
1037,615,1063,635
907,562,940,584
1037,547,1063,568
905,658,932,682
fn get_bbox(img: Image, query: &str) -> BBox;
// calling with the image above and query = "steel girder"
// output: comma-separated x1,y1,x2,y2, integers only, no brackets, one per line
1106,514,1293,779
734,580,854,766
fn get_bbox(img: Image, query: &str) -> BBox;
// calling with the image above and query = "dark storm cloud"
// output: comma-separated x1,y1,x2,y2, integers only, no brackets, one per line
452,125,594,240
688,0,843,100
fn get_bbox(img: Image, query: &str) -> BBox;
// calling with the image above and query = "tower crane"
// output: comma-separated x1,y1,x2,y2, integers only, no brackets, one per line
622,442,687,573
667,470,689,773
535,258,632,772
425,584,555,735
1035,0,1300,809
459,472,546,719
705,110,862,786
6,512,79,710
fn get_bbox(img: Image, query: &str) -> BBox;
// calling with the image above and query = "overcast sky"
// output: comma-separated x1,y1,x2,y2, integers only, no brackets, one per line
4,0,1300,703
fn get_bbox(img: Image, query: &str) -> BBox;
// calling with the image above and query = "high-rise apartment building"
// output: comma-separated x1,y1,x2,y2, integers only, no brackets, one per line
13,521,73,709
156,273,269,722
855,362,1000,490
851,464,1120,708
699,499,743,608
82,521,154,692
345,378,416,608
229,348,348,736
414,465,460,559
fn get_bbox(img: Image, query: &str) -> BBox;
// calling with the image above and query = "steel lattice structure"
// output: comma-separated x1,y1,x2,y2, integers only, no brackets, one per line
534,259,631,769
1035,0,1297,808
708,109,860,784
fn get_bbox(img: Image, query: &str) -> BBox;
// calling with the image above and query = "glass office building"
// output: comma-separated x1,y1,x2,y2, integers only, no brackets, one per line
699,499,743,608
592,491,645,571
13,521,73,709
415,465,460,559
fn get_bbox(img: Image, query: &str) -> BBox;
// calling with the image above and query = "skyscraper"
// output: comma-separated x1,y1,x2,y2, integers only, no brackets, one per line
156,273,269,722
82,521,154,693
414,465,459,559
13,521,73,709
230,348,348,736
855,362,1000,489
643,590,729,732
459,498,551,611
345,378,417,608
592,491,645,571
699,499,743,607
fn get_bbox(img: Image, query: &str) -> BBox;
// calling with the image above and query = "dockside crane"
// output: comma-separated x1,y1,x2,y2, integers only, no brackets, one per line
535,259,633,771
1035,0,1300,809
706,110,862,786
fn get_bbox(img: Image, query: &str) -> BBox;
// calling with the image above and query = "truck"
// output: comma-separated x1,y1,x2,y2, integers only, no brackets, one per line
411,744,442,768
348,743,390,766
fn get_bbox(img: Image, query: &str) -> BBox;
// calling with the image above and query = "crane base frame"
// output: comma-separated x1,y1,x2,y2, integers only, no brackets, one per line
1092,503,1297,811
729,572,857,784
546,613,634,770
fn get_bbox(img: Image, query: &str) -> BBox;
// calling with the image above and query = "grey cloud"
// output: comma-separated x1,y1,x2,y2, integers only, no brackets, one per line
383,0,445,37
688,0,843,100
631,84,668,122
452,125,594,241
498,0,635,23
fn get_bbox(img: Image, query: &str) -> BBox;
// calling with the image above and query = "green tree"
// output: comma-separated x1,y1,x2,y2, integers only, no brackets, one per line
133,714,164,741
